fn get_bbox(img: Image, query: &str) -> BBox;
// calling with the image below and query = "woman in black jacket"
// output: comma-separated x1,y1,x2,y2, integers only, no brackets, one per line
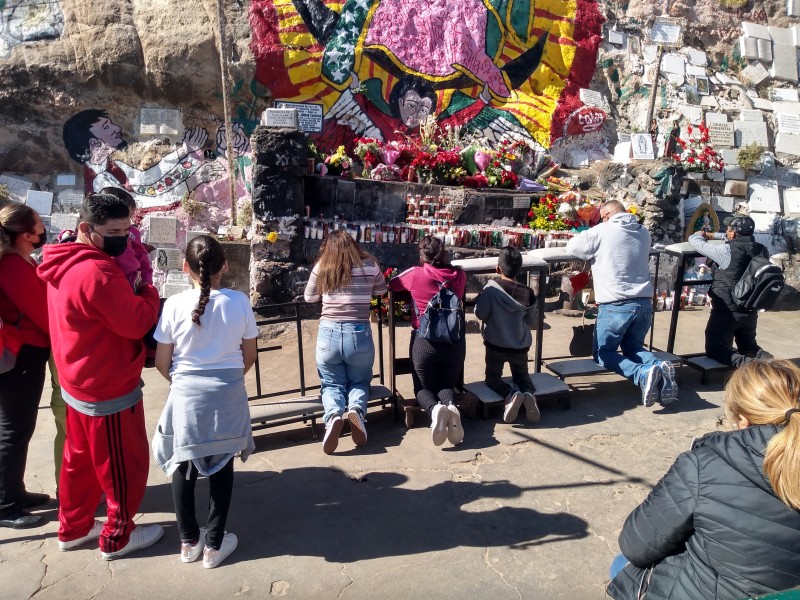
608,359,800,600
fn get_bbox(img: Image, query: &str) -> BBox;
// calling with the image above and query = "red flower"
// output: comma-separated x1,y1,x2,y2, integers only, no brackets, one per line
547,214,556,221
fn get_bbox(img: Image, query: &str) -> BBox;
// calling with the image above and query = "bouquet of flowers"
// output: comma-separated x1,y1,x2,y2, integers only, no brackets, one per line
324,145,353,177
353,137,383,176
670,124,724,173
527,192,583,231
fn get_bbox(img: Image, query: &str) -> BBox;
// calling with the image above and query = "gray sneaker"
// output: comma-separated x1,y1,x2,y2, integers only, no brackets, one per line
522,393,540,423
659,361,678,405
640,366,662,407
503,391,524,423
323,415,344,455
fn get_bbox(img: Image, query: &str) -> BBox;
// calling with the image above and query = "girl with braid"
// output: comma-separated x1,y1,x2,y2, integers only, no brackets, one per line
152,235,258,569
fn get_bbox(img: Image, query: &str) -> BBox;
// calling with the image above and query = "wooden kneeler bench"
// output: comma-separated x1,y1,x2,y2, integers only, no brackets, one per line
249,384,393,439
546,352,683,387
462,374,571,418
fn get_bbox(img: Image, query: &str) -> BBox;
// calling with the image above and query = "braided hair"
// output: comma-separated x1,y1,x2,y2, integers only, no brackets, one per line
185,235,226,326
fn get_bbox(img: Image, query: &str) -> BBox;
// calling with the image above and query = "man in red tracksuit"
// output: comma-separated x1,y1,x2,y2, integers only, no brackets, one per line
38,193,163,559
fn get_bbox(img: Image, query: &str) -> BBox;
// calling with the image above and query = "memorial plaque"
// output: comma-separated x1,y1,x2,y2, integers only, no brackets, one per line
154,248,183,271
768,26,794,45
778,112,800,134
613,142,632,164
579,88,604,107
712,195,736,213
752,98,774,112
139,107,182,136
738,36,759,60
274,102,323,133
607,29,624,45
166,272,191,285
262,108,299,129
784,187,800,215
686,64,707,77
49,213,80,236
25,190,53,216
661,53,685,75
631,134,655,160
705,112,728,125
757,38,773,62
741,22,771,39
771,43,799,82
739,109,764,122
687,48,707,65
650,17,683,46
741,62,770,86
776,132,800,155
512,196,531,209
58,190,84,208
724,180,748,196
734,121,769,147
748,178,781,212
55,174,76,187
145,216,178,245
679,104,703,124
162,283,193,299
0,175,33,203
772,88,800,102
708,122,735,147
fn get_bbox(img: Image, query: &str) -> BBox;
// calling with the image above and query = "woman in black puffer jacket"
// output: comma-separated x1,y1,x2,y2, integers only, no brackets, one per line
608,359,800,600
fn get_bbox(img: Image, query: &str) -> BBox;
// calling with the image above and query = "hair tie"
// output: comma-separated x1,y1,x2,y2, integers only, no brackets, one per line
786,408,800,421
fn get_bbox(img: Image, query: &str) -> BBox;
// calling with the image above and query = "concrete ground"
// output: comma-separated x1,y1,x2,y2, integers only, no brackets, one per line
2,307,798,600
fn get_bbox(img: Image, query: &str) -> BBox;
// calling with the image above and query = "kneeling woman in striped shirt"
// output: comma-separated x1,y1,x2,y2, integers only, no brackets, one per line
304,230,387,454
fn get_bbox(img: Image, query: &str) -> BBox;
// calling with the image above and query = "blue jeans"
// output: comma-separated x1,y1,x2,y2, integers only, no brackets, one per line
593,298,659,387
316,321,374,424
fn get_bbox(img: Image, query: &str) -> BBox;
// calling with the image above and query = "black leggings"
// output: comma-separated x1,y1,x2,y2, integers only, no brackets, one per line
0,345,49,517
171,458,234,550
409,331,466,412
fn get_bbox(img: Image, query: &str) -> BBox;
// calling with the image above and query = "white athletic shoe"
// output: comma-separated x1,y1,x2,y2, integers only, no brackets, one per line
101,524,164,560
640,366,662,407
446,405,464,445
203,532,238,569
503,391,524,423
180,527,208,563
430,404,449,446
58,520,103,551
522,393,541,423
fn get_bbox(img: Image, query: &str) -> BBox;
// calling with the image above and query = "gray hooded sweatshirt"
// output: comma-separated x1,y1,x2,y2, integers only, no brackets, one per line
565,212,653,304
474,279,537,351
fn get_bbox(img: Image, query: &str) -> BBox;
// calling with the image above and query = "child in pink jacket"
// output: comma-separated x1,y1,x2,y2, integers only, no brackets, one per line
99,187,153,290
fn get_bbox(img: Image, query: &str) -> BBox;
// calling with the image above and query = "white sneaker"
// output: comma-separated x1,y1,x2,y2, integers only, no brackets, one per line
203,532,238,569
522,393,541,423
101,524,164,561
658,361,678,405
430,404,449,446
640,366,662,407
347,410,368,447
503,391,524,423
180,527,208,563
323,415,344,455
446,405,464,445
58,520,103,551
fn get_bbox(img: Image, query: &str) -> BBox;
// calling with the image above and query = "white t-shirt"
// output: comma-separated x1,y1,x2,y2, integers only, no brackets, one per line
155,288,259,373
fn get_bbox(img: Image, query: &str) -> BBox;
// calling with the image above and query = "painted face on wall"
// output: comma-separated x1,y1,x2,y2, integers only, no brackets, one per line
397,90,434,129
89,117,124,149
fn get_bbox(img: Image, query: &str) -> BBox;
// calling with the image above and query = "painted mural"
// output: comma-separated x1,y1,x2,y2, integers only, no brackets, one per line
62,110,252,216
0,0,64,58
250,0,603,150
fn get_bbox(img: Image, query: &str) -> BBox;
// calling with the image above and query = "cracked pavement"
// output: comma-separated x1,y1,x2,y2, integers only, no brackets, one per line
1,309,797,599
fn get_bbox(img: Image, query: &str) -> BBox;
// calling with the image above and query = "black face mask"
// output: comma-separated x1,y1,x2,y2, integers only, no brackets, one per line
90,228,128,257
31,232,46,249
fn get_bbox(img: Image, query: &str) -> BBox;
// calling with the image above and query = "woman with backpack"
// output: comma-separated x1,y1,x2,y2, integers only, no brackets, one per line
304,230,387,455
390,235,467,448
607,359,800,599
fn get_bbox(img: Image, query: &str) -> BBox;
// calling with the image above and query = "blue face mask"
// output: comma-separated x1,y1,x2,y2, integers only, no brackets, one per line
89,227,128,257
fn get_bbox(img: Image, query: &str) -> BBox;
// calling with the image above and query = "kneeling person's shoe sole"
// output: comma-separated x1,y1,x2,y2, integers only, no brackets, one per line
431,404,449,446
347,410,368,447
101,524,164,560
503,392,524,423
640,366,662,407
522,393,540,422
446,405,464,445
658,361,678,405
323,415,344,455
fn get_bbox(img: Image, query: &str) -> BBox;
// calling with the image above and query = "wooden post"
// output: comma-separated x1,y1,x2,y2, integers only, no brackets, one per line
215,0,237,228
645,45,664,131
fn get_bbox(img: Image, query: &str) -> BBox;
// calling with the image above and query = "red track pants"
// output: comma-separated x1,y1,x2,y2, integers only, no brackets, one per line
58,401,150,553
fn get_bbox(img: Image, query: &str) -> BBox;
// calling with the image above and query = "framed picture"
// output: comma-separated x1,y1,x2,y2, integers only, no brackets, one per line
695,76,710,95
628,35,641,56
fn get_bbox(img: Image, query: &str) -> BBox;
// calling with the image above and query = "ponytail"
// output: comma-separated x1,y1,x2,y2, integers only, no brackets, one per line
725,359,800,510
184,235,226,326
0,204,37,255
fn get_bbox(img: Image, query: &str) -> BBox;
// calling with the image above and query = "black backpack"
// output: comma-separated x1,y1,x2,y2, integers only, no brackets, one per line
417,281,465,344
733,256,784,311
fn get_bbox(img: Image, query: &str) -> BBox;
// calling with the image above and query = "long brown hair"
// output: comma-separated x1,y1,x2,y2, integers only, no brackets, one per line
185,235,226,326
314,230,375,295
0,204,38,255
724,359,800,510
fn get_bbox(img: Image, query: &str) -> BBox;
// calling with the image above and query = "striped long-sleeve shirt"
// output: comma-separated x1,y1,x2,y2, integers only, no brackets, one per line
304,259,387,322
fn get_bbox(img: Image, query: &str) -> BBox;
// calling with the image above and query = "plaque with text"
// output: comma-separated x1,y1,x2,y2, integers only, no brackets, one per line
708,122,735,147
275,102,323,133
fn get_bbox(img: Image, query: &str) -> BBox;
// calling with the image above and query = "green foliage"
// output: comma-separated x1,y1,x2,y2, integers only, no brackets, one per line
737,143,764,171
181,193,206,218
718,0,747,7
237,200,253,229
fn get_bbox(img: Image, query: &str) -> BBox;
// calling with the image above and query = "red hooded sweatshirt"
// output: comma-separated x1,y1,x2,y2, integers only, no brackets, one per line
389,262,466,330
38,242,160,403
